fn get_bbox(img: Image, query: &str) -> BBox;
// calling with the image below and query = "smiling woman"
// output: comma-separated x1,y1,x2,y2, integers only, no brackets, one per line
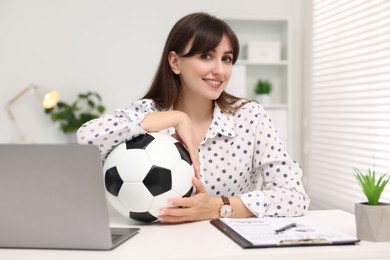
167,34,234,103
143,12,241,113
77,12,310,224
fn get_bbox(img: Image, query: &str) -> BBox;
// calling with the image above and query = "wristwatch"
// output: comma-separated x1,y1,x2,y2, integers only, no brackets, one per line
219,196,232,218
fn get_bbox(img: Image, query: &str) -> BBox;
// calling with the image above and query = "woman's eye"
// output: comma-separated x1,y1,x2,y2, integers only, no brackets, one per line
200,54,211,60
223,56,233,63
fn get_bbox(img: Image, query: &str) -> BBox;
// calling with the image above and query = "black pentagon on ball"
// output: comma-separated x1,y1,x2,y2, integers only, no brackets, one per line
183,186,193,198
174,142,192,164
130,211,157,223
143,166,172,196
105,167,124,197
125,133,155,150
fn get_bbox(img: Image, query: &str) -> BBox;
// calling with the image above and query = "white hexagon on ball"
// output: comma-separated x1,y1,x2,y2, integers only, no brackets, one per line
146,133,181,169
118,182,154,213
171,160,194,195
115,149,153,182
148,189,182,218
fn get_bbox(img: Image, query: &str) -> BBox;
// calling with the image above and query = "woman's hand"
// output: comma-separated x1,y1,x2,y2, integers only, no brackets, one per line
158,177,221,223
141,111,200,179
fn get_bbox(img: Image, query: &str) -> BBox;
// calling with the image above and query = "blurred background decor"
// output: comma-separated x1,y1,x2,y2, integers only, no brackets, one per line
254,79,272,105
5,84,59,143
45,91,106,142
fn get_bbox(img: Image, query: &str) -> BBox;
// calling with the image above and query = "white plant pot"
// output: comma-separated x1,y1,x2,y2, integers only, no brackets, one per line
355,202,390,242
255,94,271,105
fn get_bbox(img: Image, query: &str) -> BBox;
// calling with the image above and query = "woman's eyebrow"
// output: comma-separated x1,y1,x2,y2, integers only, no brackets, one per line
207,49,233,55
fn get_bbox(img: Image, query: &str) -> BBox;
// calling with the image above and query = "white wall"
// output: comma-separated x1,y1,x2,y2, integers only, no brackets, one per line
0,0,305,159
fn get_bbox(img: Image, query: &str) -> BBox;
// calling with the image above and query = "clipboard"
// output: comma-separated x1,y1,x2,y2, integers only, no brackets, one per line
210,217,359,249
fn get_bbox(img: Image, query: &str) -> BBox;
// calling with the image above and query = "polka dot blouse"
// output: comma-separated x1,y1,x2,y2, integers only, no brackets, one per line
77,99,310,218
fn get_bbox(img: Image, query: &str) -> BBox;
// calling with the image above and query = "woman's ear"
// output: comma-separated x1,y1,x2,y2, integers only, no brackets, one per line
168,51,181,75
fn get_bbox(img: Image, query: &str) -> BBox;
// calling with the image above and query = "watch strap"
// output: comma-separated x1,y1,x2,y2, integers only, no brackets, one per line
219,196,232,218
221,196,230,205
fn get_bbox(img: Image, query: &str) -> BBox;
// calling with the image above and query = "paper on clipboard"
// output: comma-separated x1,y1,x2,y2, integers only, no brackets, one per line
210,216,359,248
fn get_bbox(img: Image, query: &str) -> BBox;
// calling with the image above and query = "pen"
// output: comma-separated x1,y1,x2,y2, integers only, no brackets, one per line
274,223,297,234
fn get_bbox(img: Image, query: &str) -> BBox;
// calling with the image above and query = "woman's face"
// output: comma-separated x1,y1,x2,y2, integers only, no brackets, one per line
173,35,234,101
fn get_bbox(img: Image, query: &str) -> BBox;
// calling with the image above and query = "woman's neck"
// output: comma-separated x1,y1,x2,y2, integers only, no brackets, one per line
174,95,214,145
174,95,214,123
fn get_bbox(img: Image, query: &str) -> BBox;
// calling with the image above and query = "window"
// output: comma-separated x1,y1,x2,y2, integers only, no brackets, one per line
305,0,390,212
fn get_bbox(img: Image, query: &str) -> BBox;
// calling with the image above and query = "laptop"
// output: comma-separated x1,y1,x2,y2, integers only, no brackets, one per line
0,144,139,250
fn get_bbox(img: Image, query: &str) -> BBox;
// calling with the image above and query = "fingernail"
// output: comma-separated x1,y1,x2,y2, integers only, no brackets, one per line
160,209,166,215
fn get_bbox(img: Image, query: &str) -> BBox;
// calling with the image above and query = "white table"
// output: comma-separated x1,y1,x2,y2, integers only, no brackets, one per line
1,210,389,260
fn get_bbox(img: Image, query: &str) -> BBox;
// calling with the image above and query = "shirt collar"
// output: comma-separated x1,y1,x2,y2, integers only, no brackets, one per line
204,103,237,141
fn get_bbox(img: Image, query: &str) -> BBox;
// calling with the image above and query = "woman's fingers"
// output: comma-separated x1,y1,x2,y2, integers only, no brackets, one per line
158,178,212,223
192,176,206,193
188,149,200,179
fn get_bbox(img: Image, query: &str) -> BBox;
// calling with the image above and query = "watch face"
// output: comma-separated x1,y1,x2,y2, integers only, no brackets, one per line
220,205,232,218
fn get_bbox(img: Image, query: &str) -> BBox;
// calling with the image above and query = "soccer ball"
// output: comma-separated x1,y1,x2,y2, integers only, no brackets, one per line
103,132,194,222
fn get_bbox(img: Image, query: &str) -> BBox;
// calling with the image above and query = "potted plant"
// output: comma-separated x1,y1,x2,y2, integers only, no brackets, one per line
354,165,390,242
45,91,106,142
254,79,272,104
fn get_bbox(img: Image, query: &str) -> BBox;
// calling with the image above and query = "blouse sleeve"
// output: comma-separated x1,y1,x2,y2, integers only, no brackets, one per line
239,105,310,217
77,99,158,160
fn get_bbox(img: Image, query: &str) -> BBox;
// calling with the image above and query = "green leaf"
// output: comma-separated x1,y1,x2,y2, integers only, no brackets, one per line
44,108,53,114
255,79,272,94
50,113,59,121
97,105,105,113
56,102,68,109
87,100,95,108
78,93,88,99
354,167,390,205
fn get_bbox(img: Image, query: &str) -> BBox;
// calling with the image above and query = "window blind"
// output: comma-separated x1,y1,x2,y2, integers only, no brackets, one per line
305,0,390,213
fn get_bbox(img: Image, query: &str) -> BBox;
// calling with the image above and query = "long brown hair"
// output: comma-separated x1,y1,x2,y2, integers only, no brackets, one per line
143,12,243,113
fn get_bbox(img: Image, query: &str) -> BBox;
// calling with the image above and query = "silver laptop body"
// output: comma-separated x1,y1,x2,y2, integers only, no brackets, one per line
0,144,139,250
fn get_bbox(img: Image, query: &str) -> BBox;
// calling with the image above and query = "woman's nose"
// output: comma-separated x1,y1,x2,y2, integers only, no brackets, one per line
212,60,224,75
